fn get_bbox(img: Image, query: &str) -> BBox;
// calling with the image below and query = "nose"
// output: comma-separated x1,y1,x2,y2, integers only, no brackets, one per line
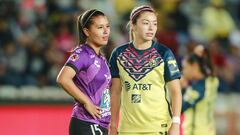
149,24,153,31
103,26,110,35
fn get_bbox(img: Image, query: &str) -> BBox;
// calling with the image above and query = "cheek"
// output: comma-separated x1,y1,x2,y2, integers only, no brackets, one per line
90,30,102,38
107,27,110,34
136,25,146,33
153,26,157,32
139,28,149,36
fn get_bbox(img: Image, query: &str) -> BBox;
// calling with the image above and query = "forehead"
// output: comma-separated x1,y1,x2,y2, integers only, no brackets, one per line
138,11,157,21
91,15,109,25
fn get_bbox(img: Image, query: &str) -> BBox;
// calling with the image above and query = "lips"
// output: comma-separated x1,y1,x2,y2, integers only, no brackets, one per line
102,36,109,41
146,33,153,37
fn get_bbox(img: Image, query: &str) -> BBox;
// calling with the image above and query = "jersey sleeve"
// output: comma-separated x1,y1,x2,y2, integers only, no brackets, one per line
65,49,88,73
182,82,205,112
109,48,120,78
163,49,181,82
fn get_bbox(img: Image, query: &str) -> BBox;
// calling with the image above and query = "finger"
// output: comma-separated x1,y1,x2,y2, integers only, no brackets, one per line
95,106,101,110
91,112,97,120
95,113,101,119
95,109,101,114
92,115,97,120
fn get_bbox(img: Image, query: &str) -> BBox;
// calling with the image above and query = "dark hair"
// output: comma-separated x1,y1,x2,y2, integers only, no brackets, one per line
186,48,214,77
128,5,156,41
77,9,105,44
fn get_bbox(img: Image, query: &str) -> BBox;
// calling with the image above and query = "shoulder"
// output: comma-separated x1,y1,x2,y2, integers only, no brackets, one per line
153,41,173,57
110,42,130,58
206,76,220,89
72,45,91,57
68,45,93,64
153,41,170,52
112,43,130,53
206,76,219,83
153,41,175,61
192,80,206,92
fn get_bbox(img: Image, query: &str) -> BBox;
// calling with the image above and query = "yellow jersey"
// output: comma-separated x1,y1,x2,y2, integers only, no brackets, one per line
109,41,181,132
182,77,219,135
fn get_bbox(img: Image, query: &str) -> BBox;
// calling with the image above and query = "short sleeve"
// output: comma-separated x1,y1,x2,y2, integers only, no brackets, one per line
182,82,205,112
109,48,120,78
164,49,181,82
65,49,88,73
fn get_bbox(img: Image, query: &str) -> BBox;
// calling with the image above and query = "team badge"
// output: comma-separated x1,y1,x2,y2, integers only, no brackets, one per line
70,54,79,62
149,58,157,68
131,94,141,103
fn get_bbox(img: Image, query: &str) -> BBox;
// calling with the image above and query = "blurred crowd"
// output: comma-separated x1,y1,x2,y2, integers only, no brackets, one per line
0,0,240,93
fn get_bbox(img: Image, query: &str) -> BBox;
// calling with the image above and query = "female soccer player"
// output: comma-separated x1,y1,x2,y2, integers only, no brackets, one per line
109,5,182,135
56,9,111,135
181,45,219,135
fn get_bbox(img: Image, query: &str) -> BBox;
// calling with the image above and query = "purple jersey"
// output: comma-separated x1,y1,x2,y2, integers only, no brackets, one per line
65,44,111,129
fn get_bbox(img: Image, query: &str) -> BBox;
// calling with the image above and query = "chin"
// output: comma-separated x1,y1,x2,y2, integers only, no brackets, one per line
98,42,108,46
102,42,108,46
104,40,109,45
144,37,153,41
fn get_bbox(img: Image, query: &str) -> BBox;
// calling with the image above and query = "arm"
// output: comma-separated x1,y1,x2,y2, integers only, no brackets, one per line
56,66,101,119
167,79,182,135
109,78,122,135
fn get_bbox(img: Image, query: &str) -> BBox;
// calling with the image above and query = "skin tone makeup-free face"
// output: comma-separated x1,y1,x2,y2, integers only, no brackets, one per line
84,15,110,47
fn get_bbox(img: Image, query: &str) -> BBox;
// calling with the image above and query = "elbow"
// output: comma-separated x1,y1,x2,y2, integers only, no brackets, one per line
56,75,65,86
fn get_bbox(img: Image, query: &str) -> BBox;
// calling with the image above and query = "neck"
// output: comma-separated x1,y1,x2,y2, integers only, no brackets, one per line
133,39,152,50
86,40,101,55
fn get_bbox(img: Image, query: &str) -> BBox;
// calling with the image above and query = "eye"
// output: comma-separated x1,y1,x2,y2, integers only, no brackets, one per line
153,23,157,26
98,26,103,29
143,22,149,25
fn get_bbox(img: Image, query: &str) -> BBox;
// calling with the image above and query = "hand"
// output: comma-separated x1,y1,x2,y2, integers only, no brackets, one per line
168,123,180,135
108,124,118,135
83,101,101,119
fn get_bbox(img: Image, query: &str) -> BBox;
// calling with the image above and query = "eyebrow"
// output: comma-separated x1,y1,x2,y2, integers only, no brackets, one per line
141,19,157,22
95,23,110,26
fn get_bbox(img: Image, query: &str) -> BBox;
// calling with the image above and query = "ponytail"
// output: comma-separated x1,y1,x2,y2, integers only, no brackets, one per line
77,14,86,44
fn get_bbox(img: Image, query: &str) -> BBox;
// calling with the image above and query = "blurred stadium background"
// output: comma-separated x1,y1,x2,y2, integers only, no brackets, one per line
0,0,240,135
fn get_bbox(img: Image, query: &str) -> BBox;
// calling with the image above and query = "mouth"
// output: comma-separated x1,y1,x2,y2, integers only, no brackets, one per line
146,33,154,37
102,36,109,41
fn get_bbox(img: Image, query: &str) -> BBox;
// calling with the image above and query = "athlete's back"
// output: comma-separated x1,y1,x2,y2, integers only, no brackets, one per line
182,77,219,135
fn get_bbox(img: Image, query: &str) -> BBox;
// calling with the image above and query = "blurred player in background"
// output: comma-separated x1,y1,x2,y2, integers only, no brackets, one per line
109,5,182,135
56,9,111,135
181,45,219,135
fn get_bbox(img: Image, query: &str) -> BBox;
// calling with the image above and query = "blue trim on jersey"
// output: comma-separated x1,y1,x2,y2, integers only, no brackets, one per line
153,42,181,82
109,43,130,78
182,79,206,112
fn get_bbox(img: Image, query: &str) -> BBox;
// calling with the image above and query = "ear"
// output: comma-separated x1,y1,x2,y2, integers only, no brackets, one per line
83,28,89,37
130,21,135,31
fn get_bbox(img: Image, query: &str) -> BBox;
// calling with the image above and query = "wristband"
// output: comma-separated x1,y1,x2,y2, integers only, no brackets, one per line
172,116,180,124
